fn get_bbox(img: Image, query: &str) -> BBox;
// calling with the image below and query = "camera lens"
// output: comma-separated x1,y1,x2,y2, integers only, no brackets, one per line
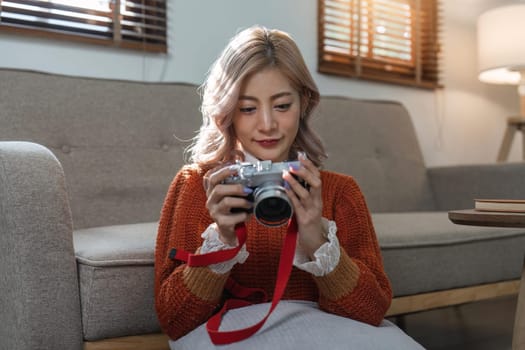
253,186,292,227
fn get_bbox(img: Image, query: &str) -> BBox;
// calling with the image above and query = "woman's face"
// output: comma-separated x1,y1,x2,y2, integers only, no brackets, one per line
232,67,301,162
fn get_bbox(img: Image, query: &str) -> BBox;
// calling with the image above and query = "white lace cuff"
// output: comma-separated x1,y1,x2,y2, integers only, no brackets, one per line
200,223,249,274
293,218,340,277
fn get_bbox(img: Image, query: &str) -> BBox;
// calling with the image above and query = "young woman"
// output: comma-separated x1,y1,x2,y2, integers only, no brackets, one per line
155,26,419,349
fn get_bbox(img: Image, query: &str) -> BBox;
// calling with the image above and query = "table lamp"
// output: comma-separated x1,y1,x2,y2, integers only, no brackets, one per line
478,4,525,116
477,4,525,161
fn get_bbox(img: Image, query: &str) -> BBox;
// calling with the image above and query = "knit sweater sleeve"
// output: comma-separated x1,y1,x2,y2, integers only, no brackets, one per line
312,172,393,326
154,165,229,340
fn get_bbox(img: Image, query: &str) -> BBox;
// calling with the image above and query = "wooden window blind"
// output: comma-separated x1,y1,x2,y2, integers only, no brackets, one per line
318,0,441,89
0,0,167,53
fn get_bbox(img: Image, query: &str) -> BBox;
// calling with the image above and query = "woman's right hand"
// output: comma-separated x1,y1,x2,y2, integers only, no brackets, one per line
204,165,253,246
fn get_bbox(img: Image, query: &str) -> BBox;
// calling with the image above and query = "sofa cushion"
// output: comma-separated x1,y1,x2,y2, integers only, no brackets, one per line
170,300,424,349
0,69,201,230
73,222,160,341
374,212,525,296
312,97,436,213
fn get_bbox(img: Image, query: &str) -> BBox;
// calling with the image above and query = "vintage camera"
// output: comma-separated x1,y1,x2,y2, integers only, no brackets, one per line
223,160,304,227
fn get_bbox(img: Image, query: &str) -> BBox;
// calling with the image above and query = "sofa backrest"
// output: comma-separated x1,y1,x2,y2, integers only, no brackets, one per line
312,96,436,212
0,69,201,229
0,69,436,229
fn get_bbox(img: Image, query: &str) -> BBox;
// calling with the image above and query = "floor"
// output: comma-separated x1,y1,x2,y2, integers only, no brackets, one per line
388,295,517,350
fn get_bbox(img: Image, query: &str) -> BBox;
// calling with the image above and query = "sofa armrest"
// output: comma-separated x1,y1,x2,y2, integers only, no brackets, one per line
428,162,525,211
0,142,83,350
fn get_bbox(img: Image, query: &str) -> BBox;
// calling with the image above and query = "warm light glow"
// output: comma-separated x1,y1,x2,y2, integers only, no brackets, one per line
479,68,522,85
477,4,525,85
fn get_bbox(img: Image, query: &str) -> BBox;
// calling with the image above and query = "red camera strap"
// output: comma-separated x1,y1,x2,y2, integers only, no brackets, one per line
170,217,298,345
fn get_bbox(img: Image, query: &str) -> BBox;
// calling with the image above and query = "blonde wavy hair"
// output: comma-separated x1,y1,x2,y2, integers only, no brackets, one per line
188,25,327,168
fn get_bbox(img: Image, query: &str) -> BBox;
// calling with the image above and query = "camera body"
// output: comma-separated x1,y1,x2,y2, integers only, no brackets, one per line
223,160,302,227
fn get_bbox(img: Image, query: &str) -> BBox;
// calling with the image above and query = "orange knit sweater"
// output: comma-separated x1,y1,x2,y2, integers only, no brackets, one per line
154,164,392,340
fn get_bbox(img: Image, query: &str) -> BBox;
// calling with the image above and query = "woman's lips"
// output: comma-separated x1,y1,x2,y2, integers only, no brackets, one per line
255,139,280,148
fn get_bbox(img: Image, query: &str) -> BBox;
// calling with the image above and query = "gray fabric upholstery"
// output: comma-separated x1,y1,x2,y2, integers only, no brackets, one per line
0,68,201,229
0,142,83,350
74,223,159,340
170,301,424,350
429,163,525,210
313,97,436,212
374,212,525,296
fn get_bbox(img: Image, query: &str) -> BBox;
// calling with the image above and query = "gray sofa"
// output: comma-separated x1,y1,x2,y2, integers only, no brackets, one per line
1,68,525,350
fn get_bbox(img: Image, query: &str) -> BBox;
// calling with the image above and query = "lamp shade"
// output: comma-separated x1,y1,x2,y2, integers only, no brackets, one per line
477,4,525,85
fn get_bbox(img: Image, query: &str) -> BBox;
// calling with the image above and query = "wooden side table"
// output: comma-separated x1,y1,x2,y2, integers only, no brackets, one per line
449,209,525,349
497,116,525,162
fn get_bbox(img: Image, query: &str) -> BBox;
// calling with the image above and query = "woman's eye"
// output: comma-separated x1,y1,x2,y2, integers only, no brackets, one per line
239,106,256,113
275,103,291,111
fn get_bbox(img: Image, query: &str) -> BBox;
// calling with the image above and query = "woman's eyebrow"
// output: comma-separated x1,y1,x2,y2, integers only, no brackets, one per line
238,92,293,101
271,92,293,100
238,95,258,101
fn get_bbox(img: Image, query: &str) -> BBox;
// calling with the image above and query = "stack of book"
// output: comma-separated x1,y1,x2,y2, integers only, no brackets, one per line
474,199,525,213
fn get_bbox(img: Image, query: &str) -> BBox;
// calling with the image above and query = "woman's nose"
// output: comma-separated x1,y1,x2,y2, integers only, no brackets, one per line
259,107,276,131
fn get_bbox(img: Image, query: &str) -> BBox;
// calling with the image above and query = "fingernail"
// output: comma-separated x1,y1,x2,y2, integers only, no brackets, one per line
297,151,307,160
243,186,253,194
289,163,300,171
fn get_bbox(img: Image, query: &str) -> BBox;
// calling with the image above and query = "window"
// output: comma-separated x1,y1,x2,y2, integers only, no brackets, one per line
0,0,166,53
318,0,441,89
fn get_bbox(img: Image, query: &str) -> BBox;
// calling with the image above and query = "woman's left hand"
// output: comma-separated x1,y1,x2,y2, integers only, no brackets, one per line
282,153,326,259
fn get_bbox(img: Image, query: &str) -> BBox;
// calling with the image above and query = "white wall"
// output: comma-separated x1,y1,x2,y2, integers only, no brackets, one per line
0,0,521,166
439,0,521,165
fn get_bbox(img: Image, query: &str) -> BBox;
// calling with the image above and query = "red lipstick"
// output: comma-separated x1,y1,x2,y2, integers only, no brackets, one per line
256,139,280,148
